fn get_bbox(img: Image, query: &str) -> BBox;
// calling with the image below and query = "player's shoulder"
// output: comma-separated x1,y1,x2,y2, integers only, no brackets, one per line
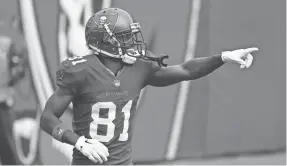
59,55,91,73
57,55,92,84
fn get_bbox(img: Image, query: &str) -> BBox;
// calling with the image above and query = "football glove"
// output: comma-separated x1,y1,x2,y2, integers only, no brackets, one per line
221,47,259,69
75,136,109,164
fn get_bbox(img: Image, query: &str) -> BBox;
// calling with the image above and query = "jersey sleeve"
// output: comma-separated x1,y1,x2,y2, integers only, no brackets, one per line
56,58,86,94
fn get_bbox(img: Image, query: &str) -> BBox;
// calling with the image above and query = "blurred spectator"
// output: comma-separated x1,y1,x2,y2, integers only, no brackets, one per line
0,14,27,165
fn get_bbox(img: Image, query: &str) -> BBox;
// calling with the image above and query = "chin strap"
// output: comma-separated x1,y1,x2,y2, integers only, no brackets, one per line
121,54,136,64
125,49,169,67
142,54,169,67
89,44,169,67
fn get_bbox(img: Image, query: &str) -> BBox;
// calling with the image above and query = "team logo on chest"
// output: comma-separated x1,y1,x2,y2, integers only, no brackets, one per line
114,80,120,87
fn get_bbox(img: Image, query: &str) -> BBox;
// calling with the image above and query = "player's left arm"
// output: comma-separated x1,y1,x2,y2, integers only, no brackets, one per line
147,47,258,87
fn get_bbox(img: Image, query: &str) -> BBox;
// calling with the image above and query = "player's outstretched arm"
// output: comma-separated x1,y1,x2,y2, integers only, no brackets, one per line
147,54,224,87
147,47,258,87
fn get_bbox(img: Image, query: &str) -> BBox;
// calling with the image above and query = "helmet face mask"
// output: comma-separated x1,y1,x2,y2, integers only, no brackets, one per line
85,8,147,61
113,24,147,58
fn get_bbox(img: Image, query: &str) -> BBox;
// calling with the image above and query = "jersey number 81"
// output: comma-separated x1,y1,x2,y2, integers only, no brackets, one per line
89,100,132,142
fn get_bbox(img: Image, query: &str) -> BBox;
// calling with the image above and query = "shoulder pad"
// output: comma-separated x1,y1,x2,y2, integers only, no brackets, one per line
56,56,88,93
61,56,88,72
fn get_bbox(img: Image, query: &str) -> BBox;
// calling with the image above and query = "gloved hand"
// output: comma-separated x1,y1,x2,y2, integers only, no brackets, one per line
221,47,259,69
75,136,109,164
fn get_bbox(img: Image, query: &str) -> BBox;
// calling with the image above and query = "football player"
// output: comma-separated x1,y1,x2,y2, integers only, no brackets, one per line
40,8,258,165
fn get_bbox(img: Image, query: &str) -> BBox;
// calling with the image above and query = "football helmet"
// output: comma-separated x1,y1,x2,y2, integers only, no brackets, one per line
85,8,146,64
85,8,169,66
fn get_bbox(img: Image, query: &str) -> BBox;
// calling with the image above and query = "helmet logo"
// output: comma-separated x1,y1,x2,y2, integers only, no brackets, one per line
100,16,107,24
95,16,111,28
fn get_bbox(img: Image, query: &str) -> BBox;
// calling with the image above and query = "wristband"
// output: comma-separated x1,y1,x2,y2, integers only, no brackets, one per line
52,123,70,142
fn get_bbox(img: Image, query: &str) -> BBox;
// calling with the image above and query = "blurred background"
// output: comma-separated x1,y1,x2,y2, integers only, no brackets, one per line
0,0,285,165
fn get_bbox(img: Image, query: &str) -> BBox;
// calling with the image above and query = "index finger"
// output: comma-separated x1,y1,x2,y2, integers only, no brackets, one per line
244,47,259,53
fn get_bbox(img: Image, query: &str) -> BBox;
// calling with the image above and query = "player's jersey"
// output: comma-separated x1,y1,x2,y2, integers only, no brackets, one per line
56,52,160,165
